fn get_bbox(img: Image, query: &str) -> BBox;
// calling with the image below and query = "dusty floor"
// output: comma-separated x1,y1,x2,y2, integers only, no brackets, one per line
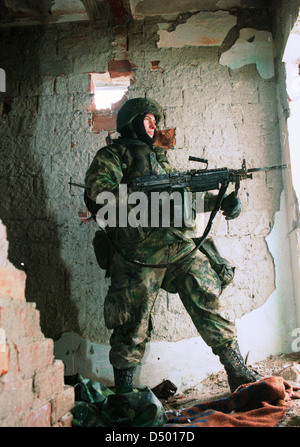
158,353,300,427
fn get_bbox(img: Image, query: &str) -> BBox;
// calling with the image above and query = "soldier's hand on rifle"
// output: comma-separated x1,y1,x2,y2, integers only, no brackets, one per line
221,192,242,220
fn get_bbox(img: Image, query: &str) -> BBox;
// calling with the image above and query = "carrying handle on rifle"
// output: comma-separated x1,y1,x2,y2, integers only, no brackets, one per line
188,156,208,169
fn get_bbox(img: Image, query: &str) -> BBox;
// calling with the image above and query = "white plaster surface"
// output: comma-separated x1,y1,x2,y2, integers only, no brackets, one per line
220,28,275,79
236,192,298,363
54,332,222,390
157,11,237,48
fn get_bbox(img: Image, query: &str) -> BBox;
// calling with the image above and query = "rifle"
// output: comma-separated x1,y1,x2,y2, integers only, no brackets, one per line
128,157,287,268
131,157,287,196
70,158,287,269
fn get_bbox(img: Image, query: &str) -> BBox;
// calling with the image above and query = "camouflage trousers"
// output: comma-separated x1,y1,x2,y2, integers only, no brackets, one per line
104,240,237,370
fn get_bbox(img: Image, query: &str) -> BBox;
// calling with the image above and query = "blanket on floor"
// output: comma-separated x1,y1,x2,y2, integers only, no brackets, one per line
165,376,300,427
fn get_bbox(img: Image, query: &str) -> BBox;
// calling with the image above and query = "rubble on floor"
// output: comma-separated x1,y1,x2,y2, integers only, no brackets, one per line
159,353,300,427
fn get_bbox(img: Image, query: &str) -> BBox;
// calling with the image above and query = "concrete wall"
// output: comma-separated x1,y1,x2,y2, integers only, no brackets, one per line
0,3,298,390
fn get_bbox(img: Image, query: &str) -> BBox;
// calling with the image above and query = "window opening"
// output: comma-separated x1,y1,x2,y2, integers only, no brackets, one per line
94,84,128,110
90,72,130,111
89,71,131,133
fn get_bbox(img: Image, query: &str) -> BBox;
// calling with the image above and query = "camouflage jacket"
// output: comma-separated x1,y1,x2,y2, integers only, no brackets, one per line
85,137,215,262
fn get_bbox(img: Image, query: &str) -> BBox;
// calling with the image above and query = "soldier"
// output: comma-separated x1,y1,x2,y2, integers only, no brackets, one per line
85,97,261,393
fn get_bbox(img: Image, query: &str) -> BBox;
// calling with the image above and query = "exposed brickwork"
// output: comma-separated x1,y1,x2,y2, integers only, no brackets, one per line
0,343,9,376
0,219,74,427
50,385,75,425
0,266,26,301
155,129,176,149
92,113,117,132
108,59,133,78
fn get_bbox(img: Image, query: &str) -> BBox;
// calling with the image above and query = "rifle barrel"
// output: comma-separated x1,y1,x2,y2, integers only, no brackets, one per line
247,164,288,173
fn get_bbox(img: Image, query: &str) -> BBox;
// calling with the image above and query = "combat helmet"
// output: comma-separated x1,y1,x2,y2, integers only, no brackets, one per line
117,98,163,134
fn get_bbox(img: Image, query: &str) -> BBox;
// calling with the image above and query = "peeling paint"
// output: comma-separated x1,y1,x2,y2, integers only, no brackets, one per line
129,0,270,19
157,11,237,48
219,28,275,79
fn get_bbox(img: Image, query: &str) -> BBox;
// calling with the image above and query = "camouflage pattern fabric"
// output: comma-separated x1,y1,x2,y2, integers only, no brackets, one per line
86,139,200,252
85,136,237,371
106,244,236,370
101,386,168,427
68,373,168,427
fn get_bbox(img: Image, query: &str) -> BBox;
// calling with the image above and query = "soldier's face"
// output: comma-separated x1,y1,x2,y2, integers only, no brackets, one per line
144,113,156,138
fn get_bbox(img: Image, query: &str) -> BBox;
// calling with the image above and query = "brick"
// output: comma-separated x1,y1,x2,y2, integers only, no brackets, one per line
17,339,54,378
0,414,22,427
0,298,43,342
92,113,117,132
20,76,54,97
57,36,88,58
73,53,108,74
108,59,133,78
0,221,8,262
33,360,65,402
22,402,51,427
14,303,42,340
0,343,9,376
73,92,94,112
38,94,73,116
51,385,75,425
52,412,73,427
40,57,74,77
0,379,35,419
155,129,176,149
0,266,26,301
10,96,38,117
2,341,19,382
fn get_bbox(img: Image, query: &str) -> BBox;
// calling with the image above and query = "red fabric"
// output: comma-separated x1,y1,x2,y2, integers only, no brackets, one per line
165,376,300,427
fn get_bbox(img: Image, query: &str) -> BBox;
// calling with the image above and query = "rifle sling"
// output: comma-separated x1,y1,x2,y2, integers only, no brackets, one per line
104,181,229,269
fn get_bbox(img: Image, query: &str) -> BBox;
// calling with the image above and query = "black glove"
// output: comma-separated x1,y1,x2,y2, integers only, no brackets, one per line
221,192,242,220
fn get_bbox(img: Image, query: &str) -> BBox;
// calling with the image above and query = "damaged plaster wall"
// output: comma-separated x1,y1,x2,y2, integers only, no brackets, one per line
236,0,300,362
269,0,300,335
157,11,237,48
219,28,275,79
0,3,297,389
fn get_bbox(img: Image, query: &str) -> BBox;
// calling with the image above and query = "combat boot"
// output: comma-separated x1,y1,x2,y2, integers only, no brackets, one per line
113,366,136,388
214,340,262,393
